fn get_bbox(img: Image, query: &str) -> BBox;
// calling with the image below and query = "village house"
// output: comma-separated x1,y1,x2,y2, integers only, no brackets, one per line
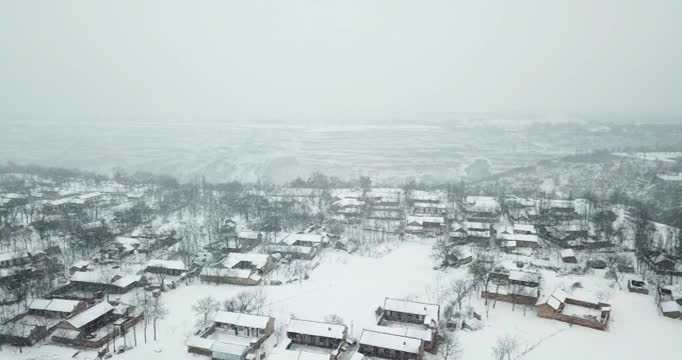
281,233,326,248
187,311,275,360
358,329,423,360
411,202,447,216
536,289,611,330
463,221,492,241
233,231,263,251
200,267,262,286
512,223,537,235
405,216,445,235
560,249,577,263
369,325,433,351
0,298,87,346
51,301,114,347
380,298,440,329
68,260,90,274
0,251,31,268
660,301,682,319
496,233,540,249
268,349,332,360
627,279,649,295
270,243,318,260
330,198,365,217
287,318,347,352
482,270,541,306
145,259,187,276
29,298,87,318
462,196,500,222
407,190,441,205
448,225,468,243
223,253,273,275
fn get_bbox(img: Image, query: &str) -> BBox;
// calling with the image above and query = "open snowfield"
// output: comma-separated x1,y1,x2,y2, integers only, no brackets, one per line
4,239,681,360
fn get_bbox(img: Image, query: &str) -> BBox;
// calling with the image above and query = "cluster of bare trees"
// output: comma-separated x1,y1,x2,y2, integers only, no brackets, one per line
192,289,269,328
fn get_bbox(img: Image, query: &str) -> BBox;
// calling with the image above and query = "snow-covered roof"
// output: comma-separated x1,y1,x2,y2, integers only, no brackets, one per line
281,233,324,246
0,251,29,262
112,274,141,288
497,233,539,243
29,298,81,314
406,216,444,225
146,259,186,271
287,319,346,339
222,253,270,270
369,325,432,342
65,301,114,329
268,349,331,360
186,336,215,350
269,244,315,256
513,224,537,234
333,198,365,207
660,301,680,313
464,221,491,230
508,270,540,284
213,311,271,329
237,231,261,240
658,173,682,182
383,298,439,324
70,271,108,284
537,289,568,310
70,260,89,269
77,192,102,200
412,202,447,209
359,329,422,354
211,341,249,356
560,249,576,258
201,267,262,282
410,191,441,202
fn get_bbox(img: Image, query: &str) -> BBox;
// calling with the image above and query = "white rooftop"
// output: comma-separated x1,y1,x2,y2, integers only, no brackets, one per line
222,253,270,270
213,311,271,329
369,325,432,342
359,329,422,354
147,259,186,271
281,233,324,246
287,319,346,340
65,301,113,329
383,298,439,324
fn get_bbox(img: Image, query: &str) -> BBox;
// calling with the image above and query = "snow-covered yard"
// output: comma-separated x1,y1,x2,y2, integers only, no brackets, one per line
4,239,681,360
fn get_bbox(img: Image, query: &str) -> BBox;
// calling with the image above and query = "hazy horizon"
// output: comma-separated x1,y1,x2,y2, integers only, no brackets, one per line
2,0,682,124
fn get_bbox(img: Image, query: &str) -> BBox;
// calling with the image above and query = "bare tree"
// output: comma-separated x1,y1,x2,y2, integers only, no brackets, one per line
492,334,520,360
449,279,473,311
149,297,168,341
193,296,219,327
222,290,268,314
439,330,462,360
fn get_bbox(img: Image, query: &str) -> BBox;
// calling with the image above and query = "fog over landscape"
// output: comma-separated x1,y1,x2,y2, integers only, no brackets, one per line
1,2,682,360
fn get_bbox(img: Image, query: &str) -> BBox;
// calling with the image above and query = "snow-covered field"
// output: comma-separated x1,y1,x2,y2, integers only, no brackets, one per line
4,239,681,360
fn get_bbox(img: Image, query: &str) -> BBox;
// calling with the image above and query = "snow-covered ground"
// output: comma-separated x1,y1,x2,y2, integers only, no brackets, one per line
4,239,681,360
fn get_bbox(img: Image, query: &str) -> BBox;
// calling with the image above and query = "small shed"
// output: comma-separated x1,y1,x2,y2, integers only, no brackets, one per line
560,249,577,264
660,301,681,319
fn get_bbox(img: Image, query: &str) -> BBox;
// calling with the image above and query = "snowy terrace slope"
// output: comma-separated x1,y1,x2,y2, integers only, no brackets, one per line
6,239,682,360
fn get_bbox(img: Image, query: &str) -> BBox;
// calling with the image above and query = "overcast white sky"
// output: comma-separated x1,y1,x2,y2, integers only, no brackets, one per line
1,0,681,123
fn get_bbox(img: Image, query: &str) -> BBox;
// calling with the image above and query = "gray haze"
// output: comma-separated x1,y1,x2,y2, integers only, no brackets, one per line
1,0,682,123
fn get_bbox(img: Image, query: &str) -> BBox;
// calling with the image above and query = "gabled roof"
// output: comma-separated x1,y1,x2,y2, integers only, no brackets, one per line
65,301,114,329
211,341,249,356
560,249,576,258
368,325,432,342
213,311,271,329
146,259,186,271
112,274,141,288
359,329,422,354
287,318,346,339
281,233,324,246
222,253,270,270
383,298,439,325
30,298,82,314
70,271,108,284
